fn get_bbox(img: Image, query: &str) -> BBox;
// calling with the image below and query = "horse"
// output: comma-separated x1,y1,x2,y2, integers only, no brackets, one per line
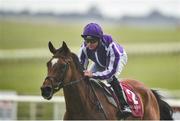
41,41,173,120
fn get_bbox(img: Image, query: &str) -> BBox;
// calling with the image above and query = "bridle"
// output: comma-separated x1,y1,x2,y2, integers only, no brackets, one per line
44,57,107,119
45,62,82,92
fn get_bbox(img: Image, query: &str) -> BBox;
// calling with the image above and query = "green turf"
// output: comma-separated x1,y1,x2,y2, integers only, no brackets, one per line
0,20,180,49
0,59,46,95
105,25,180,43
0,54,179,96
0,20,82,49
121,54,180,90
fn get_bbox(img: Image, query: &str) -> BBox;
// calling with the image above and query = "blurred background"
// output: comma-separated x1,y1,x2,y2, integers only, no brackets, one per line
0,0,180,120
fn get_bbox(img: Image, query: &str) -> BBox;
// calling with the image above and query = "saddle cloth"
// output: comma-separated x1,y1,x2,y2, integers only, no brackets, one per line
91,79,143,118
121,82,143,118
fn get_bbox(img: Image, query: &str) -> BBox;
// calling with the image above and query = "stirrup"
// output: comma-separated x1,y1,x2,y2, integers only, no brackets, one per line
122,106,132,113
118,106,132,119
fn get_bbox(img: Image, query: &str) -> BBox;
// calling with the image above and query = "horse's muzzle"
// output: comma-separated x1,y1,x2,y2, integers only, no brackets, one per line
41,86,53,100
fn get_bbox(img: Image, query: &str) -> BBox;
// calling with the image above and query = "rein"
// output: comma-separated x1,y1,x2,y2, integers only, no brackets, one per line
45,59,107,119
89,79,108,119
45,63,82,92
63,79,82,87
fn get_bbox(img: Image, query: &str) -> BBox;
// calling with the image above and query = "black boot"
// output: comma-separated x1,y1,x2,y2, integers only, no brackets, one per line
109,76,132,119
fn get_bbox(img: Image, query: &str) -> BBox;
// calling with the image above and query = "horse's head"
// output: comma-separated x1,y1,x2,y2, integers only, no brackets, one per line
41,41,80,100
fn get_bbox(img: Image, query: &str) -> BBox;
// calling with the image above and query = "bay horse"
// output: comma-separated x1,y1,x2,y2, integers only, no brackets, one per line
41,41,173,120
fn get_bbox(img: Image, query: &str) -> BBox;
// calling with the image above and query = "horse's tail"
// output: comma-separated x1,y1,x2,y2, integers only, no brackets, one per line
151,89,173,120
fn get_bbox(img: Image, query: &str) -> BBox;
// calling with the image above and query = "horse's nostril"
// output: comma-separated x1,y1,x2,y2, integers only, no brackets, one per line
45,86,52,92
41,86,52,92
41,86,52,98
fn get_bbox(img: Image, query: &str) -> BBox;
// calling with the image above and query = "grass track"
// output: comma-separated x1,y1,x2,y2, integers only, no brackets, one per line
0,54,179,95
1,20,180,49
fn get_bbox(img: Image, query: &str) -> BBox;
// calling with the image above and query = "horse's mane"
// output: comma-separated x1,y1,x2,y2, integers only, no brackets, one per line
71,52,84,75
53,45,84,75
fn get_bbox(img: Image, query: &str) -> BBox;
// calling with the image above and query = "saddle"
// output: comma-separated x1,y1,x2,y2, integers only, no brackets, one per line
90,79,143,118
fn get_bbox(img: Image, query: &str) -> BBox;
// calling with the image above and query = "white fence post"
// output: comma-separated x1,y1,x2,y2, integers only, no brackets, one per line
54,103,60,120
12,101,17,120
30,102,36,120
0,92,17,120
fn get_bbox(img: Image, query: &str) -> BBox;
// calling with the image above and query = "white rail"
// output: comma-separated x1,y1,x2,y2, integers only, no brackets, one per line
0,42,180,59
165,99,180,107
0,95,180,120
0,95,64,103
1,95,179,106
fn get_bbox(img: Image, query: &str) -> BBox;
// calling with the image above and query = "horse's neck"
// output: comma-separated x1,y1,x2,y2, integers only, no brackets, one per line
63,74,93,113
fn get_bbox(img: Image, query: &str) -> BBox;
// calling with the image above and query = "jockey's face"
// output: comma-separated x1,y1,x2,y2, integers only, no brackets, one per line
85,39,98,50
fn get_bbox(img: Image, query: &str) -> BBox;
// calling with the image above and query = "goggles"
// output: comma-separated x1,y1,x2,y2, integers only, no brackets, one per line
84,35,99,44
85,39,98,44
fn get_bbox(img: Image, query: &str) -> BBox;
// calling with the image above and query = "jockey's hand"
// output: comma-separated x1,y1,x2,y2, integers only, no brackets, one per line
83,70,93,77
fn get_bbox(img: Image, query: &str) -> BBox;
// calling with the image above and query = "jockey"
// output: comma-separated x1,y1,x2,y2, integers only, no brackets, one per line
78,23,132,117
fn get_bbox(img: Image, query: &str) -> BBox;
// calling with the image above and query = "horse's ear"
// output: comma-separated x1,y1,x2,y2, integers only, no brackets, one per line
48,41,56,54
62,41,70,54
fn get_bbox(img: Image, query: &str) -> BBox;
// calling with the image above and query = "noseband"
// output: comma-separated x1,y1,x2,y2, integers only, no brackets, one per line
45,63,82,92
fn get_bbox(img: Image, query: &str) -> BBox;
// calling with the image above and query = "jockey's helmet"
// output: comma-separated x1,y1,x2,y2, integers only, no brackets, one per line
81,23,103,40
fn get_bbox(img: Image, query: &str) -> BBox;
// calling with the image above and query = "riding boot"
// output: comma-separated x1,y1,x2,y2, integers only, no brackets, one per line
109,76,132,119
